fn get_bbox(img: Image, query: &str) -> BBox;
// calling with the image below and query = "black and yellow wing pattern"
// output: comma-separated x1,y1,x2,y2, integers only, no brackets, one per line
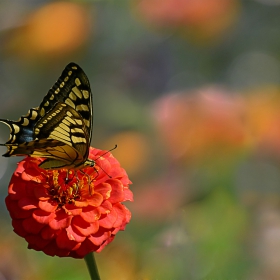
0,63,95,169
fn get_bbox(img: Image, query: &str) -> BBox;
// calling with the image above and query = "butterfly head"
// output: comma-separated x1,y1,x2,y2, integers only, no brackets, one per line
84,158,95,167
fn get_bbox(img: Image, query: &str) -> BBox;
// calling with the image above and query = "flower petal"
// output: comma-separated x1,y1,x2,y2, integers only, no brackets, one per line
33,209,56,224
41,226,57,240
107,179,124,203
56,229,81,251
80,206,101,223
72,215,99,236
73,238,99,258
12,219,28,237
98,208,117,228
49,209,72,230
94,183,112,200
66,224,86,243
38,200,57,212
6,196,32,219
87,192,103,207
22,217,45,234
18,197,38,210
63,204,82,216
89,228,111,246
42,240,70,257
25,234,50,250
98,200,112,215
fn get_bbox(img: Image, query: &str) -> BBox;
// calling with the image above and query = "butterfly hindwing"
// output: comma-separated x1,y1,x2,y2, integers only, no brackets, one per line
0,108,39,154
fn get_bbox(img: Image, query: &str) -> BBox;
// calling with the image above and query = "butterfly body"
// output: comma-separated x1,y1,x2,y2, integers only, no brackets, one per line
0,63,94,170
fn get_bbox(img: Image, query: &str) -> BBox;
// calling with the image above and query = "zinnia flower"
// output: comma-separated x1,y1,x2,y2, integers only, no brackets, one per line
5,147,133,258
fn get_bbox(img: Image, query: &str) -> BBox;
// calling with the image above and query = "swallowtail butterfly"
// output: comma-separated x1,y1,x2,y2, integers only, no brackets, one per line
0,63,95,170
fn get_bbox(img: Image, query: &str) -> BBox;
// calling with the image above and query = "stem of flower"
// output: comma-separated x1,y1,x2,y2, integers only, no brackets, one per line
84,253,101,280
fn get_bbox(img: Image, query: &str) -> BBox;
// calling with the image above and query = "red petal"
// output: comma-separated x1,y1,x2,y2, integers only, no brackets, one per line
12,219,28,237
80,206,101,223
33,209,56,224
94,183,112,200
49,209,72,230
25,234,50,249
108,179,124,203
56,229,81,251
18,197,38,210
72,215,99,236
42,240,70,257
98,200,112,215
73,238,99,258
66,225,86,243
41,226,57,240
63,204,82,216
88,228,111,246
87,193,103,207
5,196,32,219
74,200,88,207
7,177,26,200
38,200,57,212
22,217,45,234
33,185,50,201
98,208,117,228
112,203,127,228
96,235,115,253
123,188,134,202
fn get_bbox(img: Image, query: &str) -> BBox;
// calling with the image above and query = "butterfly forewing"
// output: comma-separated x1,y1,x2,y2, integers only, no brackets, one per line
0,63,94,169
38,63,92,143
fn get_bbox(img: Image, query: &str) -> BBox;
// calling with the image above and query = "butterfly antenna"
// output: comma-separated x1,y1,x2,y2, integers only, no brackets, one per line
95,144,117,161
95,145,118,178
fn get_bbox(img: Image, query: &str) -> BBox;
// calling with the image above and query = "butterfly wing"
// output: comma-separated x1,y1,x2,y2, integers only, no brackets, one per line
2,138,82,169
0,108,40,154
0,63,93,169
38,63,93,144
34,102,90,168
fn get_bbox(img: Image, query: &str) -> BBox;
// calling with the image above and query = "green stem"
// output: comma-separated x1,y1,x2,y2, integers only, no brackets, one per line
84,253,101,280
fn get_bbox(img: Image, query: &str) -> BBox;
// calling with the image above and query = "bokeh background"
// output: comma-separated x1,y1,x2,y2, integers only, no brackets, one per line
1,0,280,279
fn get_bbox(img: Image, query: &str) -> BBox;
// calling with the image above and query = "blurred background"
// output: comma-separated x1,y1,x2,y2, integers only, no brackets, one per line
1,0,280,279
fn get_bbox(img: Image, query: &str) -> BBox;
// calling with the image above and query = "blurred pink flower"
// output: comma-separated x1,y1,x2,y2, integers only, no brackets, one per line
152,87,247,161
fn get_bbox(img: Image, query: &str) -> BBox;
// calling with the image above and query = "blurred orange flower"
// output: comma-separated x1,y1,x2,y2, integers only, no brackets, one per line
7,2,92,58
102,131,150,176
152,87,247,162
246,87,280,157
5,148,133,258
133,0,240,43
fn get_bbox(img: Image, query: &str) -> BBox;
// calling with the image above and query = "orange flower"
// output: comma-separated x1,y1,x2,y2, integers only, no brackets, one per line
6,2,92,58
133,0,240,43
5,148,133,258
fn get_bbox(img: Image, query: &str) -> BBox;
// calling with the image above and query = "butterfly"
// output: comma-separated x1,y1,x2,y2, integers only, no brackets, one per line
0,63,95,170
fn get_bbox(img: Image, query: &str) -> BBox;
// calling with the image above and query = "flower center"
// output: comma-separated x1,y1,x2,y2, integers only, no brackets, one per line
46,169,95,207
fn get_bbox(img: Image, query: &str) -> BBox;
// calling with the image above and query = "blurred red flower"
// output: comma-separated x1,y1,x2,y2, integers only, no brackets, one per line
5,148,133,258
